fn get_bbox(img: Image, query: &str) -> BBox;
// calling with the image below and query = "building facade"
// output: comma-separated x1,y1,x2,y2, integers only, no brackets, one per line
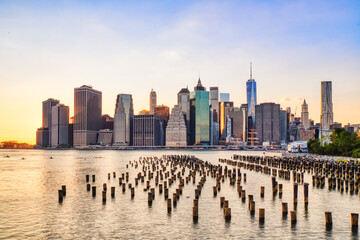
149,89,157,114
166,105,187,146
321,81,333,131
301,99,310,129
133,115,161,146
41,98,59,146
255,103,281,145
51,104,69,147
177,87,190,144
190,79,210,145
113,94,134,146
247,63,257,130
219,101,234,140
73,85,102,147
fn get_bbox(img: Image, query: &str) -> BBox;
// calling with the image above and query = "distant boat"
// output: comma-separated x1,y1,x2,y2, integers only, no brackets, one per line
50,157,53,159
5,155,10,158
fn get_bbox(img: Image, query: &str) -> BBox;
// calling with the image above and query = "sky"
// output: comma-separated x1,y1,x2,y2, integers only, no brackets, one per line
0,0,359,144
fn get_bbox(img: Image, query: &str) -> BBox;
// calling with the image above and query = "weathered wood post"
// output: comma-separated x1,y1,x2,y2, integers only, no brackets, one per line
325,212,332,229
351,213,359,231
131,187,135,199
290,211,296,224
58,190,63,203
92,175,95,182
304,183,309,204
224,208,231,221
111,186,115,198
293,183,298,204
259,208,265,224
282,202,288,217
86,175,89,182
61,185,66,196
102,191,106,203
92,186,96,197
220,197,225,208
260,186,265,198
167,198,172,213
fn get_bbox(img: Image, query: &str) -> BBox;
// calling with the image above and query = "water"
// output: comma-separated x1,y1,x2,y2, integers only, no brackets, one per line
0,149,359,239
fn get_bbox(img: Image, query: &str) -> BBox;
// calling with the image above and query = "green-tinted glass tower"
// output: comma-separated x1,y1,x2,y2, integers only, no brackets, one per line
190,78,210,145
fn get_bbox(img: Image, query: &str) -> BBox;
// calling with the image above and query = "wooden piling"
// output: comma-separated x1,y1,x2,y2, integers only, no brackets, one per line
259,208,265,223
58,190,63,203
131,187,135,199
220,197,225,208
86,175,89,182
260,186,265,198
293,183,298,204
103,183,107,192
61,185,66,196
224,207,231,221
167,198,172,213
193,206,199,222
111,186,115,198
250,201,255,215
351,213,359,231
290,211,296,224
282,202,288,216
325,212,332,227
92,175,95,182
213,186,217,197
304,183,309,204
92,186,96,197
102,191,106,203
87,183,91,191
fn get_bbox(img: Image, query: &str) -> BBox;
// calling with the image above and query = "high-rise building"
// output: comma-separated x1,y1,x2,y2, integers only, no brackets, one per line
228,107,244,140
321,81,333,131
51,104,69,147
113,94,134,146
42,98,60,146
154,105,170,145
210,87,219,121
220,93,230,102
133,114,161,146
190,78,210,145
255,103,281,145
280,109,288,144
301,99,309,129
149,89,157,114
166,105,187,146
73,85,102,147
219,101,234,140
246,63,257,129
240,104,248,142
177,87,190,144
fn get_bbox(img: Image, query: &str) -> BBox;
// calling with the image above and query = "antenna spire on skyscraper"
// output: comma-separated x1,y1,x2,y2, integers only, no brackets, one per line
250,62,253,79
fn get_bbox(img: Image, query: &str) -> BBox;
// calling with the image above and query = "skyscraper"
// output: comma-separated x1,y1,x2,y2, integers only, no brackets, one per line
255,103,281,145
246,62,257,128
166,105,187,146
113,94,134,146
301,99,310,129
321,81,333,131
177,87,190,144
149,89,157,114
73,85,102,147
51,103,69,147
133,114,161,146
280,109,288,144
210,87,219,121
219,101,234,139
42,98,59,146
190,78,210,145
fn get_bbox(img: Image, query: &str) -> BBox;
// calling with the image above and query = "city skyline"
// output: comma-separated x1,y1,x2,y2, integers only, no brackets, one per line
1,1,360,144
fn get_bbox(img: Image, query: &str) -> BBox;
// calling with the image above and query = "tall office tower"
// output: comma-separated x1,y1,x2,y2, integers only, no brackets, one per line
301,99,310,129
220,93,230,102
255,103,281,145
166,105,187,146
113,94,134,146
280,109,288,144
73,85,102,147
154,105,170,145
228,107,243,139
321,81,333,131
133,114,161,146
219,101,234,139
42,98,60,146
190,78,210,145
177,87,190,144
150,89,157,114
246,62,257,129
240,104,248,142
51,104,69,147
210,87,219,121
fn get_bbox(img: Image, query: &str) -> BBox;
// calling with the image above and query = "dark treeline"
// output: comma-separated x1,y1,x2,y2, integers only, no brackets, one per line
308,128,360,158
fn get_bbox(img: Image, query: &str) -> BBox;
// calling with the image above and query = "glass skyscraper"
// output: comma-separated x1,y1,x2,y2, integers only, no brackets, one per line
190,79,210,145
246,63,257,128
113,94,134,146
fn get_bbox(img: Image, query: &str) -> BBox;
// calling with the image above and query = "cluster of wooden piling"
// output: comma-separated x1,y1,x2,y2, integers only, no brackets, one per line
58,185,66,203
